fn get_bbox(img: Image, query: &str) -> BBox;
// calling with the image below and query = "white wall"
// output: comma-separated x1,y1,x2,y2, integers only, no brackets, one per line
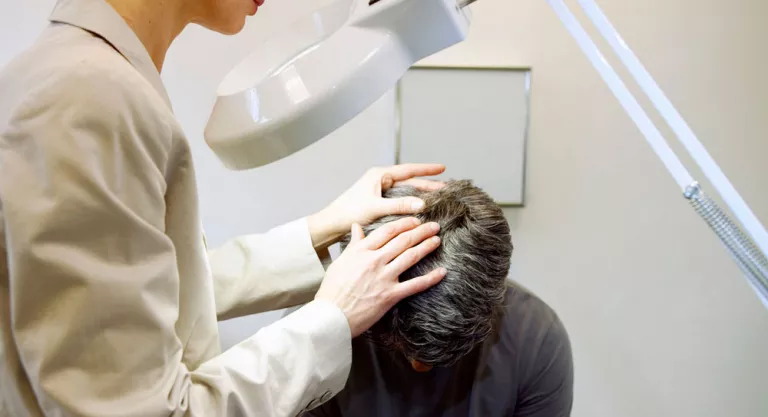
424,1,768,417
2,1,767,416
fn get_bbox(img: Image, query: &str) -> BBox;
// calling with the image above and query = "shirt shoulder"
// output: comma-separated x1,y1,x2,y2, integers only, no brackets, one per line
499,282,573,412
0,23,178,166
496,282,570,373
0,23,167,127
501,282,564,334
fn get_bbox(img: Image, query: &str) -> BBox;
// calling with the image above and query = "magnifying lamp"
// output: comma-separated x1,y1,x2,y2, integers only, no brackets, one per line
204,0,474,170
204,0,768,307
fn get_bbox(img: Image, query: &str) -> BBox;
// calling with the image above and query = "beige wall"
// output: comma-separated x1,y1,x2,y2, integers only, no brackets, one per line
420,0,768,416
2,0,767,416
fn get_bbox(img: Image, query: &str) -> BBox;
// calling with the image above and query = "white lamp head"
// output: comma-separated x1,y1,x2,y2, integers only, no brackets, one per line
204,0,473,170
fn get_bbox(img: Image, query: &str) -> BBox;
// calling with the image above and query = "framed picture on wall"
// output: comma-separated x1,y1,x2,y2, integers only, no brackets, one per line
396,66,531,206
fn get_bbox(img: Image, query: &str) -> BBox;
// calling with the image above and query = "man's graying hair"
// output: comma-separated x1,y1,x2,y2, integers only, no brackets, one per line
340,180,513,367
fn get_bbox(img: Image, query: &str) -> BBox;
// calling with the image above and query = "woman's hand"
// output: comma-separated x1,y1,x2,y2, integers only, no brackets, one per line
315,218,447,337
308,164,446,249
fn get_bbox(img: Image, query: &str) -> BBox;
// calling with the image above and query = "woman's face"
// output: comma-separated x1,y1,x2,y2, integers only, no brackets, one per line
188,0,265,35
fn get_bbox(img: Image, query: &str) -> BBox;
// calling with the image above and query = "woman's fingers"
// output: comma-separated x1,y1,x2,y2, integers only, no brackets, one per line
379,164,446,188
350,223,365,244
390,267,448,302
395,178,446,192
374,197,426,219
361,217,421,250
383,232,441,275
378,222,440,264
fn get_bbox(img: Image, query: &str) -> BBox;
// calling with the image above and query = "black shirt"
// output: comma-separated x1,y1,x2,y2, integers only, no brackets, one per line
305,282,574,417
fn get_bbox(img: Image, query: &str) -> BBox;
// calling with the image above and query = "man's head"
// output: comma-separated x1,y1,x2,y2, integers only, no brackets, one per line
341,180,513,371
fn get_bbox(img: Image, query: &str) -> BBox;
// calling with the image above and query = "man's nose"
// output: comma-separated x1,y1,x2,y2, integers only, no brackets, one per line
410,359,433,372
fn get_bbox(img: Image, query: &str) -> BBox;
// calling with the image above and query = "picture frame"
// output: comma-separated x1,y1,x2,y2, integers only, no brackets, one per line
395,66,531,207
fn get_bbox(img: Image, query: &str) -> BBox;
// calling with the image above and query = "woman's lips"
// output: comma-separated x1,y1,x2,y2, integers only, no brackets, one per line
250,0,263,15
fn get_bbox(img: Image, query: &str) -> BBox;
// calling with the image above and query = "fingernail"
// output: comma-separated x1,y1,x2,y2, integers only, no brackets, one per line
431,222,440,232
438,267,448,275
431,236,441,244
412,200,425,210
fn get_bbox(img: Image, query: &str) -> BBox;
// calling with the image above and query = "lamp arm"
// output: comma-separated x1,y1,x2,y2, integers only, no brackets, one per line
529,0,768,307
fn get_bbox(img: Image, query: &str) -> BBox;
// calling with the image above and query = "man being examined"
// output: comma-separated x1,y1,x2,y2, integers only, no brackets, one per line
304,180,574,417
